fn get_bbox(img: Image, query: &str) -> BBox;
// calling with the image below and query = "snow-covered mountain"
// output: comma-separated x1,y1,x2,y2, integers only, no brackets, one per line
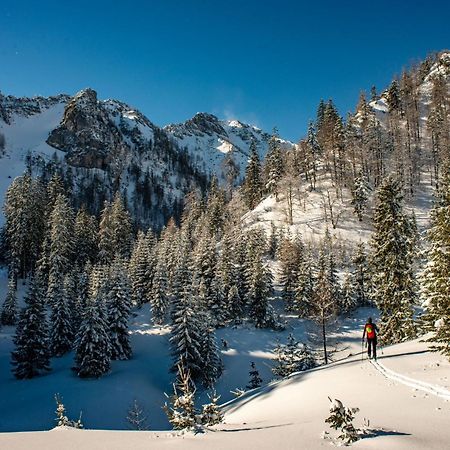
165,113,292,183
0,89,285,227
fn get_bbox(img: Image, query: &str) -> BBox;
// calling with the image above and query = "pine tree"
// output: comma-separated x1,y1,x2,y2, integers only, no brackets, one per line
351,174,370,221
170,247,204,379
246,361,262,389
129,230,151,307
201,391,224,426
351,243,371,307
279,234,304,312
242,140,263,210
74,206,98,266
11,273,51,379
200,322,222,387
150,253,169,325
272,334,316,378
126,399,149,430
1,276,18,325
47,194,75,307
370,176,417,344
49,274,74,357
247,254,273,328
295,257,315,318
164,363,198,430
264,129,284,200
310,249,338,364
325,398,360,444
74,294,111,378
107,258,132,360
420,176,450,359
340,273,357,313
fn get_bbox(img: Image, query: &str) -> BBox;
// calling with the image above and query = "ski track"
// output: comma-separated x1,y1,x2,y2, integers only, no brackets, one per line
370,359,450,401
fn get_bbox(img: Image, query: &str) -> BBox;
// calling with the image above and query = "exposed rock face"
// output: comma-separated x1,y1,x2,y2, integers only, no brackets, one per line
47,88,128,169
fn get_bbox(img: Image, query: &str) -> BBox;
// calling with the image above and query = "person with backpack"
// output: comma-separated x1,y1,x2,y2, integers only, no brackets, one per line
362,317,378,360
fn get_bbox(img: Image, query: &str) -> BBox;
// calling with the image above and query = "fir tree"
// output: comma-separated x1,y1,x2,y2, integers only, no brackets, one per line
49,274,74,357
74,206,98,266
340,272,357,313
150,254,169,325
242,140,262,210
325,398,360,444
11,273,51,379
200,322,222,387
1,276,18,325
127,399,149,430
74,295,111,378
246,361,262,389
370,176,417,344
351,174,370,221
272,334,316,378
310,249,338,364
170,248,204,380
420,176,450,359
201,391,224,426
164,363,198,430
351,242,371,307
264,129,284,200
129,230,151,307
107,258,132,360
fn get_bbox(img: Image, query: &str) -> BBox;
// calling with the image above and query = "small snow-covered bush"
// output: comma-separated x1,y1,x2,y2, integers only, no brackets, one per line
325,397,359,444
54,394,83,429
201,391,224,426
127,399,149,430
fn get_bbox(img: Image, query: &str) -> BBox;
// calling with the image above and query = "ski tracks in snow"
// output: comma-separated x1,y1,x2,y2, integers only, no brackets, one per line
370,359,450,401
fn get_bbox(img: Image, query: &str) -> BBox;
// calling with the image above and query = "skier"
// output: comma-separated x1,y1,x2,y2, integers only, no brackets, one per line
362,317,378,360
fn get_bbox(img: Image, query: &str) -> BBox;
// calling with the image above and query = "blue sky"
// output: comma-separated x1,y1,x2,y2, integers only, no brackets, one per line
0,0,449,140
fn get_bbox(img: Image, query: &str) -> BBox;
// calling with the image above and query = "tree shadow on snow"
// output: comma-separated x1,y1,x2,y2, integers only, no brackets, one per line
361,428,411,439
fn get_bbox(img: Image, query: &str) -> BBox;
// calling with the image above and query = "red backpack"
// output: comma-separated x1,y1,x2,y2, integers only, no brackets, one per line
366,323,375,339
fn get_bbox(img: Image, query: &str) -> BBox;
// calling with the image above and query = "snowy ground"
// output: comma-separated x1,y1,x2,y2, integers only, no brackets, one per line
1,334,448,449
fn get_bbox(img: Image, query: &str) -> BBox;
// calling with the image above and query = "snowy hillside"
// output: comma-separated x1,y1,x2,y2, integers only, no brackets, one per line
1,326,449,449
165,113,292,183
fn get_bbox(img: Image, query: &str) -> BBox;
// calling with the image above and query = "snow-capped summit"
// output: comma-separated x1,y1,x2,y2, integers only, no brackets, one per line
165,113,292,183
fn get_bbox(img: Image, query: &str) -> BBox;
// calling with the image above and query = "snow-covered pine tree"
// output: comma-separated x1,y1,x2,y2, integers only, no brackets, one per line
246,361,263,389
340,272,357,313
242,140,263,210
264,129,284,201
74,206,98,267
11,272,51,379
98,194,133,263
73,263,91,330
201,391,224,426
205,176,226,240
164,363,198,431
370,176,417,344
351,242,371,307
247,253,273,328
1,275,18,325
49,274,74,357
351,173,370,221
420,174,450,359
3,174,48,276
150,251,169,325
107,258,132,360
54,393,84,429
227,284,244,324
74,287,111,378
170,246,204,380
310,249,338,364
325,398,360,444
126,399,149,430
278,233,304,312
272,333,316,378
47,193,75,307
295,257,315,318
129,230,151,307
200,322,223,387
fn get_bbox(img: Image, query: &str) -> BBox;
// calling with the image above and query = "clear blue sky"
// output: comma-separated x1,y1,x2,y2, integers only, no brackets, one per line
0,0,449,140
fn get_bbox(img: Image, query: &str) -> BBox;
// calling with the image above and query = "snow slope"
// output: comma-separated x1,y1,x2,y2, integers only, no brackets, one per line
1,336,448,449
